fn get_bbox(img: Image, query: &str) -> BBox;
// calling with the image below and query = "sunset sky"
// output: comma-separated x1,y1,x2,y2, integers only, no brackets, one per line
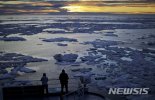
0,0,155,14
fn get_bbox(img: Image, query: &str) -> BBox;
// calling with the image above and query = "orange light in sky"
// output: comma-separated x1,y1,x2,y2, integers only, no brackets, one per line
61,4,155,14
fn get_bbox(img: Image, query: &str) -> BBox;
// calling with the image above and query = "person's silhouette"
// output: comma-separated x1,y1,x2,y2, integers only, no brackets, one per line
41,73,48,94
59,69,69,93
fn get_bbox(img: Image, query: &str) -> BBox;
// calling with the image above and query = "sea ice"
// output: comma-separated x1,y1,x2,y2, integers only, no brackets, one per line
0,52,47,80
19,67,36,73
121,57,133,61
57,43,68,46
42,37,78,42
54,53,78,62
142,48,155,54
83,39,121,48
0,37,26,41
71,68,92,73
103,32,118,37
0,73,15,80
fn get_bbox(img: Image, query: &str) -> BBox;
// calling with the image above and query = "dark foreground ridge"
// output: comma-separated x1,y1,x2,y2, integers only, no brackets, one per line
1,78,129,100
1,78,109,100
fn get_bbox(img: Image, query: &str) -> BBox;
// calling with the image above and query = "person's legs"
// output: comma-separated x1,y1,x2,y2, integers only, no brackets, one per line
61,83,64,93
45,85,48,94
43,85,46,94
65,83,68,93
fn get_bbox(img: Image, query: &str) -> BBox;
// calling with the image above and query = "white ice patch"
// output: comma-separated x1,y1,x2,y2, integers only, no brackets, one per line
121,57,133,61
5,67,14,73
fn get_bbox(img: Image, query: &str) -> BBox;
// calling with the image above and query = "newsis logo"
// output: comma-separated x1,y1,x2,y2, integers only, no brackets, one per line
108,88,149,95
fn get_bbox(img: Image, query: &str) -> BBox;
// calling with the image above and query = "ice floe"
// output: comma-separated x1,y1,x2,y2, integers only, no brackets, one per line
121,57,133,61
19,67,36,73
83,39,122,48
54,53,78,63
71,68,92,73
57,43,68,46
42,37,78,42
0,52,47,80
103,32,118,37
0,37,26,41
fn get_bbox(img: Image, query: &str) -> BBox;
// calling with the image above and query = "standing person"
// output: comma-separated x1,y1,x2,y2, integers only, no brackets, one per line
41,73,48,94
59,69,69,93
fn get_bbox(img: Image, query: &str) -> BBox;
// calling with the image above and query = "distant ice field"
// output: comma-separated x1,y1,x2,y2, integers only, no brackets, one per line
0,14,155,77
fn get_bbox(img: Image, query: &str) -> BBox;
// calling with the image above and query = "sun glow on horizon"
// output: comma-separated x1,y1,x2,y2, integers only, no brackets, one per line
61,4,155,14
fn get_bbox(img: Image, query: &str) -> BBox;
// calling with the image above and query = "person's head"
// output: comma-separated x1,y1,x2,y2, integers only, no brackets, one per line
43,73,46,76
62,69,65,73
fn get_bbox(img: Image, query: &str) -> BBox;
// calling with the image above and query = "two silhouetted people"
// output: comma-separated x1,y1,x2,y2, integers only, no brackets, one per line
40,71,69,94
59,69,69,93
41,73,48,94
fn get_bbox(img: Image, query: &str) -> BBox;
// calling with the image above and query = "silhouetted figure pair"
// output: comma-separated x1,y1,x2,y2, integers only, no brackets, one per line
59,69,69,93
41,73,48,94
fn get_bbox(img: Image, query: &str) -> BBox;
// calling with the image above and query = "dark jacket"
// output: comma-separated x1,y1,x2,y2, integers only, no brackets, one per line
41,76,48,85
59,72,69,84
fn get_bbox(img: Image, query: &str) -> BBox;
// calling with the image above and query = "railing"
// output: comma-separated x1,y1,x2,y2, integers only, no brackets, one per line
62,87,85,100
2,78,80,94
1,77,93,100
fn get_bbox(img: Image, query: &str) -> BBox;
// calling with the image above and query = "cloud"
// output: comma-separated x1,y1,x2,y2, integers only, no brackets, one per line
0,1,63,14
0,0,155,14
